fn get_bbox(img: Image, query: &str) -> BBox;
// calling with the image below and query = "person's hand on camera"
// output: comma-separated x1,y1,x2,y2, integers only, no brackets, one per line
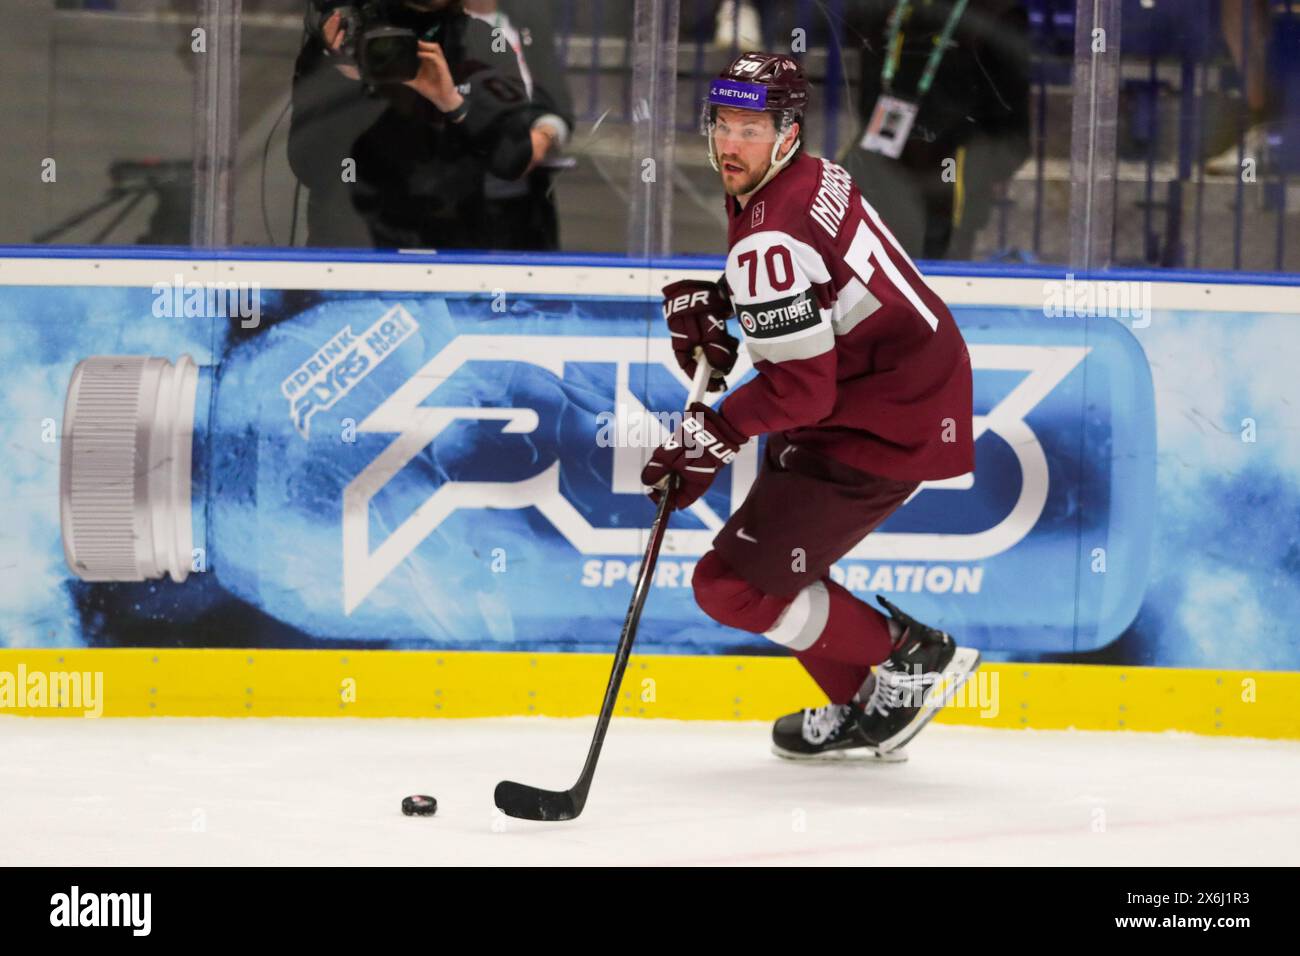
321,11,361,81
404,41,464,115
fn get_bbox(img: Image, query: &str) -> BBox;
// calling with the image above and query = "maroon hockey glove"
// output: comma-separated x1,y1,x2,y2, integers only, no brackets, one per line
641,402,747,510
661,278,739,392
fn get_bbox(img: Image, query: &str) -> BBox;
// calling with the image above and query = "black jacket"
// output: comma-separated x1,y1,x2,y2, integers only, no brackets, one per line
288,10,533,249
848,0,1031,182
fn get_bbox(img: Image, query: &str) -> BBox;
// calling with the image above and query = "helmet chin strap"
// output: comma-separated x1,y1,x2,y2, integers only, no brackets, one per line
747,131,800,196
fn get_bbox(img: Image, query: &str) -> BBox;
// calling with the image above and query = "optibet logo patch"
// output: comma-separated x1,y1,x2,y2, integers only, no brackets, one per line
737,290,819,338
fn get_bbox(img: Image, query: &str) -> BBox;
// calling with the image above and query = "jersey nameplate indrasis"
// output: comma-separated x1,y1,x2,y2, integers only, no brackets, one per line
809,160,855,240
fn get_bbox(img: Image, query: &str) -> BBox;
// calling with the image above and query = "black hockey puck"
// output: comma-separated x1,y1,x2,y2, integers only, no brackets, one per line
401,794,437,817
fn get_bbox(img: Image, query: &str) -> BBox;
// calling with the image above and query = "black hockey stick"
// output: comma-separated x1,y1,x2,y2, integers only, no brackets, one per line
494,355,714,821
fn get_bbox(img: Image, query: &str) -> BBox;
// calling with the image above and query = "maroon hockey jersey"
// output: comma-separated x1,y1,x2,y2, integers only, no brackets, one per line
719,151,974,482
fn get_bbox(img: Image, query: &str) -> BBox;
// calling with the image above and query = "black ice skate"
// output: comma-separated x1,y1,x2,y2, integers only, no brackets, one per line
771,696,908,762
856,596,981,754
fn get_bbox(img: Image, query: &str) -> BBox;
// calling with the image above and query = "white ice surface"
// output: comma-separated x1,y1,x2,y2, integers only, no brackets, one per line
2,717,1298,866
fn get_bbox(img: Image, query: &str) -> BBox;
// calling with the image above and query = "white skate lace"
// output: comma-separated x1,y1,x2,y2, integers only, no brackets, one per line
862,665,937,717
801,704,850,744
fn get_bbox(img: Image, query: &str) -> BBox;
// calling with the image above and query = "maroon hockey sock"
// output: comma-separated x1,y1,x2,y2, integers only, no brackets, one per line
803,578,894,664
794,579,894,703
795,654,872,705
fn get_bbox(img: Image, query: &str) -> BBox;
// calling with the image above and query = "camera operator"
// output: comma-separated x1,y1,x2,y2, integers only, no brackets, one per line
288,0,534,250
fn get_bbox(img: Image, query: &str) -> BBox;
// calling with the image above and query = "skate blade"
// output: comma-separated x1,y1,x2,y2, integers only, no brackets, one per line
771,742,909,764
873,647,982,754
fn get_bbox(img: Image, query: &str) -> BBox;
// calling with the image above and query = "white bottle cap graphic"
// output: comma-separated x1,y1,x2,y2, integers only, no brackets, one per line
60,355,199,583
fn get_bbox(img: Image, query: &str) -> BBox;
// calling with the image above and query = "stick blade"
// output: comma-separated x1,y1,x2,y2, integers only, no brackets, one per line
494,780,582,822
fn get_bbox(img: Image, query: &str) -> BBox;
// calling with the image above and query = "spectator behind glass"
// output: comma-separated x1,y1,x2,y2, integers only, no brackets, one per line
843,0,1031,260
287,0,534,250
464,0,576,251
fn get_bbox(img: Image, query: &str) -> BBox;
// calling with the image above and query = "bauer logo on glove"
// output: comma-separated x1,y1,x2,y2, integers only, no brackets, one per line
681,415,740,465
641,402,747,509
661,278,739,393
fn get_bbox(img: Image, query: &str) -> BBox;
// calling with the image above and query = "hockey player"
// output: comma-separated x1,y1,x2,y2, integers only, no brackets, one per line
643,52,980,760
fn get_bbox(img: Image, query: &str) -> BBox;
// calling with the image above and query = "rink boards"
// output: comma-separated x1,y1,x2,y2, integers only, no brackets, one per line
1,648,1299,740
0,249,1298,738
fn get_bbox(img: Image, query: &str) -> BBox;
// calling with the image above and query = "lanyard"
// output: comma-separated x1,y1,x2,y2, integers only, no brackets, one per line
881,0,969,99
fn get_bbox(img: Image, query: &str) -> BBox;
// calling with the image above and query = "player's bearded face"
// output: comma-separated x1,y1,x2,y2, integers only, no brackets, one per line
713,109,788,196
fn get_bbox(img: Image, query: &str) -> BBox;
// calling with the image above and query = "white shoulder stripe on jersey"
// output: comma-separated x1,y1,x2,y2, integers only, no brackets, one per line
745,323,835,363
832,275,882,337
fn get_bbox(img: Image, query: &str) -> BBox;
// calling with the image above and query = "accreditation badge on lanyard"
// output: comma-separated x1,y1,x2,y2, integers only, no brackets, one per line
860,95,919,159
858,0,968,160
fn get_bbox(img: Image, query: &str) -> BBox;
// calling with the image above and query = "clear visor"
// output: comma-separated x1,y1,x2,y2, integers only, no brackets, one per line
700,102,786,145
